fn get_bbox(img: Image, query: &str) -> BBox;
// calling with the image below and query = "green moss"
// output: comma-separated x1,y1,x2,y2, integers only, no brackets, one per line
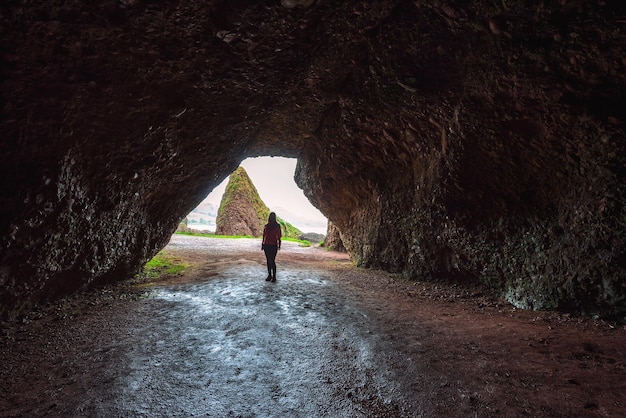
276,217,303,240
283,237,311,247
138,251,189,280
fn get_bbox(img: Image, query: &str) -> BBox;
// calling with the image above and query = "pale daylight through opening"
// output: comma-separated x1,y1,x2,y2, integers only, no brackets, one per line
187,157,328,235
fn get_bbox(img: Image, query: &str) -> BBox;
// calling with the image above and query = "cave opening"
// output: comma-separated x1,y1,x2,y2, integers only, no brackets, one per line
184,156,328,236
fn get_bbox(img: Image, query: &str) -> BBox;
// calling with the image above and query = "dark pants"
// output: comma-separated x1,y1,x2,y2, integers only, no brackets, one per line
263,244,278,277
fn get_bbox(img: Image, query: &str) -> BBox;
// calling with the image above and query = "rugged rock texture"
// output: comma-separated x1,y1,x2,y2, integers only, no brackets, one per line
1,0,624,318
216,167,302,238
324,222,346,252
299,233,325,244
293,1,626,315
215,167,268,237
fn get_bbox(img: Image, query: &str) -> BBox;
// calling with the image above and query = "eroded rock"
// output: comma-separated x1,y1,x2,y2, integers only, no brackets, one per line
215,167,267,237
215,166,301,238
1,0,624,318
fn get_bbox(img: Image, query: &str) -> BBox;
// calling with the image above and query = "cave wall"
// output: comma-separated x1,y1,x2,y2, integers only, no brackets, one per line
294,0,626,314
0,0,268,315
1,0,625,318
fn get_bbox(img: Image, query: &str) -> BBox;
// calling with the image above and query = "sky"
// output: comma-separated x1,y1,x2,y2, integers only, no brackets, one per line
201,157,328,234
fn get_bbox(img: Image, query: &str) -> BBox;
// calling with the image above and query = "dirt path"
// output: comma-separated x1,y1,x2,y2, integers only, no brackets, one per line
1,235,625,417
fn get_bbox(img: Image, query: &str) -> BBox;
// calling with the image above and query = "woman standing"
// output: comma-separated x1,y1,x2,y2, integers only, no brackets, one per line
261,212,282,282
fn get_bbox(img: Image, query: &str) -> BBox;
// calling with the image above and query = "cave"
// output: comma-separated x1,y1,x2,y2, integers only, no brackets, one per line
1,0,624,319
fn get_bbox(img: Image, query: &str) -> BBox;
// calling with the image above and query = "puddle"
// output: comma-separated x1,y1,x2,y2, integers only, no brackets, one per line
0,238,420,417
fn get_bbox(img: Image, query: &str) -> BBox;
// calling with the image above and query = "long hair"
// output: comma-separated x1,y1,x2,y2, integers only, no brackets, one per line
267,212,279,229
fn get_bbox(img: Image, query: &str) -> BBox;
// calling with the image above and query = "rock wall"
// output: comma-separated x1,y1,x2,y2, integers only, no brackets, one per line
294,0,626,315
1,0,624,318
323,222,345,252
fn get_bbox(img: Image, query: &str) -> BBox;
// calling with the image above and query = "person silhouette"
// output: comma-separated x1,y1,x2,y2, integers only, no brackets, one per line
261,212,282,282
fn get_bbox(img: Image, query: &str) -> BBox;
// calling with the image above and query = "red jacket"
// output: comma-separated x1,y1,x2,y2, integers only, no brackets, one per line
262,223,282,246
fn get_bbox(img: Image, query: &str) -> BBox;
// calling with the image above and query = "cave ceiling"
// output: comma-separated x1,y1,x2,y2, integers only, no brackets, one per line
0,0,625,318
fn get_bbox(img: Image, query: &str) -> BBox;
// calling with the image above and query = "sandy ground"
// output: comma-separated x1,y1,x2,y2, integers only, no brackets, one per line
1,235,625,417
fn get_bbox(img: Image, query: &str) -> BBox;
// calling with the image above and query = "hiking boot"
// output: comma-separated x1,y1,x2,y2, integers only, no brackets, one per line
265,275,272,281
271,276,276,282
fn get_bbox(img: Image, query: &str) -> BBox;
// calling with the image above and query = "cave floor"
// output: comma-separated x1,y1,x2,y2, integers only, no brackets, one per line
1,235,625,417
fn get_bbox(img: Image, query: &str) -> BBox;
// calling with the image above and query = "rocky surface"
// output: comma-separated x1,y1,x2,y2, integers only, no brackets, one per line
299,232,325,244
215,166,302,238
1,0,625,318
2,236,625,417
324,221,346,252
215,167,268,237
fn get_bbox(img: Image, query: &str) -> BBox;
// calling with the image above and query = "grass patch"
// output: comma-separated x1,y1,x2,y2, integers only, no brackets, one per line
284,237,311,247
137,251,189,282
174,231,312,247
